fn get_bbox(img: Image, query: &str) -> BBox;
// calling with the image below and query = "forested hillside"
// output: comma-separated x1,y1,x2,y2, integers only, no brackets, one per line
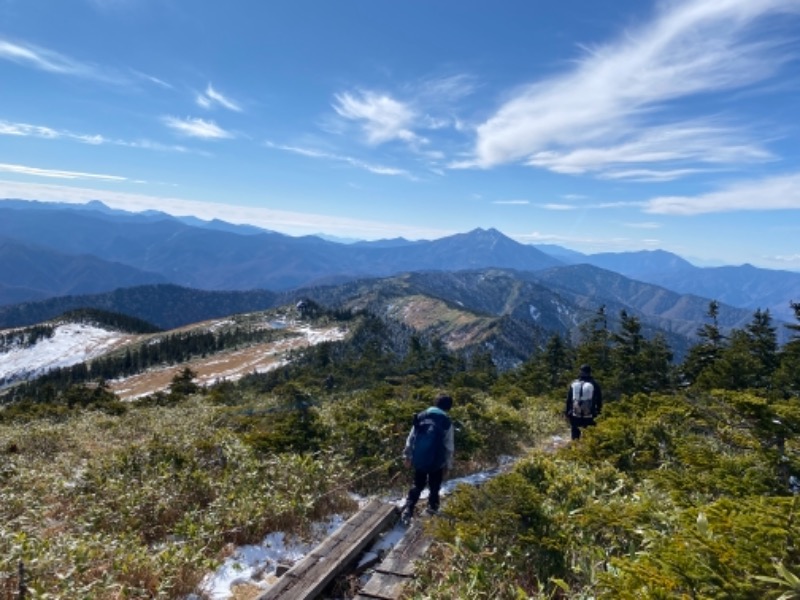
1,299,799,598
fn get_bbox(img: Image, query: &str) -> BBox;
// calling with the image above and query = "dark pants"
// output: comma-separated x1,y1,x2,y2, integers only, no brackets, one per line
405,468,445,512
570,416,596,440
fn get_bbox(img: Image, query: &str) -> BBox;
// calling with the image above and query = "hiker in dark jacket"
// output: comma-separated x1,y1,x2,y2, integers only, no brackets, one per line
565,364,602,440
401,395,455,520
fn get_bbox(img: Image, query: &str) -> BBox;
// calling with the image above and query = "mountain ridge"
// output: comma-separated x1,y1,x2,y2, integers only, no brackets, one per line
2,199,799,324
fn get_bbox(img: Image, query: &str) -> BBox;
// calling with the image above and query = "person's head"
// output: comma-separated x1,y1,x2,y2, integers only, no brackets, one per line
579,364,592,377
435,395,453,412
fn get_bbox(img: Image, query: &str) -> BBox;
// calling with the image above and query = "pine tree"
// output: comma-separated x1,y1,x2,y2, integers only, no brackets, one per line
575,305,611,376
772,301,800,397
682,300,727,385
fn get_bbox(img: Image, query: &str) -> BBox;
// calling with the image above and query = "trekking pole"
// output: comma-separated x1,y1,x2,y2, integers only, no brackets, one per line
17,561,26,600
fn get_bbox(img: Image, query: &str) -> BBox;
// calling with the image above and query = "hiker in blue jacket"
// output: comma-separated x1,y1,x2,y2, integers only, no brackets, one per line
401,395,455,521
565,364,602,440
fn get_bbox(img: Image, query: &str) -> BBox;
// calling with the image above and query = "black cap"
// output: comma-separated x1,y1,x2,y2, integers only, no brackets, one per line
579,364,592,375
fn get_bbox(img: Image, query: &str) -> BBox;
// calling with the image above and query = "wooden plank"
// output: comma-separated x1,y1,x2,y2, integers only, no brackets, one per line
256,499,397,600
356,518,434,600
353,571,409,600
374,520,432,577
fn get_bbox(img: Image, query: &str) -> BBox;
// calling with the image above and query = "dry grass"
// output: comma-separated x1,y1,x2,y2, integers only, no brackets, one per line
108,324,346,400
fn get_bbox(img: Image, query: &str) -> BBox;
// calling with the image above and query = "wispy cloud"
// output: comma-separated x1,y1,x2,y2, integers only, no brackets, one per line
528,123,772,179
333,90,418,145
492,199,529,205
514,230,663,252
413,74,477,104
600,168,721,182
0,37,125,83
645,171,800,215
163,116,234,139
132,70,172,89
623,221,661,229
465,0,798,177
331,74,475,152
0,163,127,181
1,119,194,153
541,203,577,211
196,83,243,112
265,141,412,178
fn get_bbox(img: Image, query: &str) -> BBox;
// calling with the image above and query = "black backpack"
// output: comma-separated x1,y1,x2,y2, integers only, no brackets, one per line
411,409,450,471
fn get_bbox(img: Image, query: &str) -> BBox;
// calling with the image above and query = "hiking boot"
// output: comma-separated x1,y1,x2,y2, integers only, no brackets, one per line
424,506,439,516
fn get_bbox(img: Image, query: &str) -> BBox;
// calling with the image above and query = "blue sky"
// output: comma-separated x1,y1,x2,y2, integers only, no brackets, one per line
1,0,800,269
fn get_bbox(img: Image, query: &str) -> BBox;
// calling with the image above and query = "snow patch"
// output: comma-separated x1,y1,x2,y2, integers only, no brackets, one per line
0,323,129,387
529,304,541,321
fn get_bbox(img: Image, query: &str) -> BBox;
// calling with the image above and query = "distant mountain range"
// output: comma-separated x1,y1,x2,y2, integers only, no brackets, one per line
0,265,764,366
1,198,799,332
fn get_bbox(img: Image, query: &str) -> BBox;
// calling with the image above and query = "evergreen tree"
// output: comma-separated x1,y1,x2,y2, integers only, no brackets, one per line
689,307,777,392
608,310,646,398
682,300,727,385
746,308,779,388
772,301,800,397
169,367,199,396
640,332,674,392
574,305,611,376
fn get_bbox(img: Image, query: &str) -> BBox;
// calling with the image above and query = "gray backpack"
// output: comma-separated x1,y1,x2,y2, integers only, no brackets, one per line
570,380,595,418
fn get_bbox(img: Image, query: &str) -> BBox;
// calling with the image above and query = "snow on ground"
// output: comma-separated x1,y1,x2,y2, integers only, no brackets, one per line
0,323,131,386
192,455,541,600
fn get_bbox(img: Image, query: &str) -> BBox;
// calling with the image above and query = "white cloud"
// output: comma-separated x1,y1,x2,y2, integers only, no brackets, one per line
197,83,243,112
541,203,577,211
163,116,234,139
468,0,799,176
645,171,800,215
601,168,721,182
332,90,418,145
413,73,477,104
0,37,125,83
0,163,127,181
493,199,529,205
265,141,413,178
0,119,194,153
528,123,772,177
623,221,661,229
131,70,172,88
0,121,58,138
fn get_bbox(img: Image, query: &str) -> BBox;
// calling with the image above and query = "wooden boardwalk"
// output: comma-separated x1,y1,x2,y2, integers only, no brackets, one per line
256,499,397,600
354,516,433,600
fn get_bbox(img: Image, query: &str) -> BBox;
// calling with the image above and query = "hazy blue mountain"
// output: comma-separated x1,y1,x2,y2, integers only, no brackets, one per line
532,245,800,322
583,249,696,278
0,237,166,306
351,237,421,248
532,243,587,263
0,284,278,330
0,201,561,293
1,199,271,235
2,199,799,324
528,263,761,339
